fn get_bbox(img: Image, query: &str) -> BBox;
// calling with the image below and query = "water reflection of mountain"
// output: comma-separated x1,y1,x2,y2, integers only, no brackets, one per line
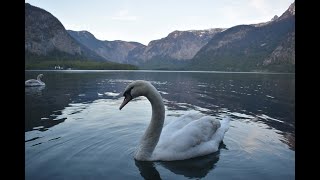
25,71,141,132
25,71,295,150
135,143,224,179
25,72,113,132
25,83,71,132
150,72,295,150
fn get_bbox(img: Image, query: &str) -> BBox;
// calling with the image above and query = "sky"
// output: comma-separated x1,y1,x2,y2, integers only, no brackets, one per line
25,0,294,45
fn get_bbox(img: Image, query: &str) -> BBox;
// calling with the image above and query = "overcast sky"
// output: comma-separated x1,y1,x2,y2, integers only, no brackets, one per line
25,0,294,45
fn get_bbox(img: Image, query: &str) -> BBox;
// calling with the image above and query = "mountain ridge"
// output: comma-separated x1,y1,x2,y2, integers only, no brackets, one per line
25,3,106,62
25,2,295,72
189,1,295,72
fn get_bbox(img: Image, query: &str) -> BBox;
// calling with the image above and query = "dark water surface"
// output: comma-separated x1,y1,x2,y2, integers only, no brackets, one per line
25,70,295,180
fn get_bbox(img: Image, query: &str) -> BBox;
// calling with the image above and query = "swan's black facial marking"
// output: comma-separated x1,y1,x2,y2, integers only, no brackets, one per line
119,87,134,110
124,86,134,97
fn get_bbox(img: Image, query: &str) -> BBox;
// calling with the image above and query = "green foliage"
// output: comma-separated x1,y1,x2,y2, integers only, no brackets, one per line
25,60,138,70
25,50,138,70
263,62,295,73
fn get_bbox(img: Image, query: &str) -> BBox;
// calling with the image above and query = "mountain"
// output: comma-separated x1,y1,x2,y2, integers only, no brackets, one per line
136,29,225,61
68,30,145,64
25,3,105,62
262,2,295,71
26,1,295,72
25,3,139,70
69,28,225,68
189,2,295,72
129,29,225,69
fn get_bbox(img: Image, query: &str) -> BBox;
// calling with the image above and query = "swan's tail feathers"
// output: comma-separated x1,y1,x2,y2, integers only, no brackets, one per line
220,116,231,132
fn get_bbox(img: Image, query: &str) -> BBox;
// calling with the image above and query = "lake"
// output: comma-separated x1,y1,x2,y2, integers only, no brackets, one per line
25,70,295,180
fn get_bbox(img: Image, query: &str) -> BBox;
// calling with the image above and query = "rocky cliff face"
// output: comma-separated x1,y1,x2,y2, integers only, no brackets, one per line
190,2,295,72
277,2,295,21
262,2,295,68
25,3,104,61
70,28,224,66
130,28,225,63
263,32,295,66
68,30,145,63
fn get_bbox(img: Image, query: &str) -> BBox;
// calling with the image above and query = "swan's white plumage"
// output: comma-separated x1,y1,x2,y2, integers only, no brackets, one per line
25,74,45,87
152,113,230,161
120,80,230,161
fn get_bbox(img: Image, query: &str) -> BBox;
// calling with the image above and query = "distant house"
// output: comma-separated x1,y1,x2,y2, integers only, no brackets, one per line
54,65,63,70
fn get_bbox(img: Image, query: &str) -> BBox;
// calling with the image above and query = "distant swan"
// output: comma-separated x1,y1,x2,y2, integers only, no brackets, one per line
25,74,45,87
119,80,230,161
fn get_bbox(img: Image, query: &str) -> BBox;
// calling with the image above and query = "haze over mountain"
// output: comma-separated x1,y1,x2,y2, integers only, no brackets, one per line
68,30,145,64
68,28,225,67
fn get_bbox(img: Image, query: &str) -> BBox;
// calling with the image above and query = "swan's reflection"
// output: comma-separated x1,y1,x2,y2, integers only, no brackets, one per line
135,161,162,180
135,142,226,179
25,86,45,96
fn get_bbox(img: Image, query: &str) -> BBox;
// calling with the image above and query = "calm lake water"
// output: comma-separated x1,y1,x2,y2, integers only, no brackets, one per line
25,70,295,180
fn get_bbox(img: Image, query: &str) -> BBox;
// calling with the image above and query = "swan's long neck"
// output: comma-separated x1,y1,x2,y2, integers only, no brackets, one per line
135,85,165,161
37,75,42,82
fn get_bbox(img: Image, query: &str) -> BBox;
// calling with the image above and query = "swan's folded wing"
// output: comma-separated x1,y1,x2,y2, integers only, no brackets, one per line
161,112,204,135
153,116,230,161
25,79,39,86
25,79,37,83
158,116,221,152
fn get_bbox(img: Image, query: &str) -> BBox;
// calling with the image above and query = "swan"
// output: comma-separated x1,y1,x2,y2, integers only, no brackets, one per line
119,80,230,161
25,74,45,87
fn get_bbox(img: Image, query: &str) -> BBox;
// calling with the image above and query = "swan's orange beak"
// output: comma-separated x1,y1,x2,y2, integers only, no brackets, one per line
119,94,132,110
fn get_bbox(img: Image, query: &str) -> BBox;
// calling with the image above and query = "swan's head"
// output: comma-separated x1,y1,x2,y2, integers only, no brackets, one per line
119,80,153,110
37,74,44,79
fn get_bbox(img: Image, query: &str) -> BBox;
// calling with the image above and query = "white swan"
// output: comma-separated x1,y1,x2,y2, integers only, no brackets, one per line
119,80,230,161
25,74,45,87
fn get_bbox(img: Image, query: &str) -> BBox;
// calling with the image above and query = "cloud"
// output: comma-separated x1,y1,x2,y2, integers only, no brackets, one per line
248,0,271,15
111,9,138,21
